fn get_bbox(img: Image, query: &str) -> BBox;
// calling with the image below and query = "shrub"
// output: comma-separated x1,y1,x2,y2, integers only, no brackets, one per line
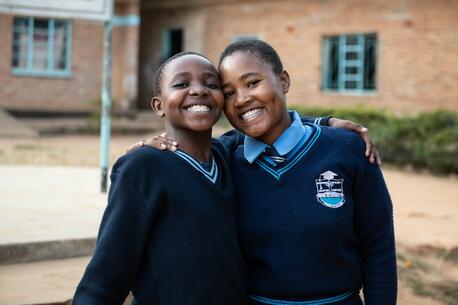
291,106,458,175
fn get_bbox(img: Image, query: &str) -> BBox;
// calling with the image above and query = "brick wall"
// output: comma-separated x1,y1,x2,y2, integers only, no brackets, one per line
140,0,458,113
0,15,104,111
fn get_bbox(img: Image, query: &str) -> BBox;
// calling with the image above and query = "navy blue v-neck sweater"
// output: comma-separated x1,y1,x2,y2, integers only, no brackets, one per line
73,141,247,305
231,124,397,305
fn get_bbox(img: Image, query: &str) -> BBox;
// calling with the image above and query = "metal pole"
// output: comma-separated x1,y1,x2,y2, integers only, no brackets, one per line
100,20,112,193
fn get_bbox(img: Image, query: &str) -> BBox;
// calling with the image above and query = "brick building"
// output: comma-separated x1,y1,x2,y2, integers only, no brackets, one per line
1,0,457,113
0,0,140,112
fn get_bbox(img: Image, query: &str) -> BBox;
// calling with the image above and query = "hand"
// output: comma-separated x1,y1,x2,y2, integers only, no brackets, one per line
126,132,178,154
328,118,381,165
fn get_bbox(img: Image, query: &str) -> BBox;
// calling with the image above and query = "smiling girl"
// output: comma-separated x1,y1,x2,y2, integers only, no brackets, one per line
73,52,247,305
218,40,396,305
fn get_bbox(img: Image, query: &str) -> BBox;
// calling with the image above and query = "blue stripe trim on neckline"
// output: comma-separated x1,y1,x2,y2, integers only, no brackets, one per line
175,150,218,184
248,291,354,305
255,124,321,180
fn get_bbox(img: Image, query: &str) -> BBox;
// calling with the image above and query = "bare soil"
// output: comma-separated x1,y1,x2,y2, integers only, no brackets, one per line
0,134,457,305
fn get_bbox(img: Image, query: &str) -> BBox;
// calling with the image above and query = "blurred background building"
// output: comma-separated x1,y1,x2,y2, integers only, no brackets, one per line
0,0,457,114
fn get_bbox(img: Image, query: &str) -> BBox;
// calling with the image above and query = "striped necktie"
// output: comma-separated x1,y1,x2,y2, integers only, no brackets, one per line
263,146,286,164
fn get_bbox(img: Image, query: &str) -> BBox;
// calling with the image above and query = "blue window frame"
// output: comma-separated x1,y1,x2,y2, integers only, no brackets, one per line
12,17,72,78
322,33,377,93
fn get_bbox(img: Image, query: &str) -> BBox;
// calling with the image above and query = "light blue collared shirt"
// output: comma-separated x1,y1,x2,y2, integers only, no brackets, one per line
243,111,312,164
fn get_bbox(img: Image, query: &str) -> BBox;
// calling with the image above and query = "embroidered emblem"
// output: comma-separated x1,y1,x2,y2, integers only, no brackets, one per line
315,170,345,208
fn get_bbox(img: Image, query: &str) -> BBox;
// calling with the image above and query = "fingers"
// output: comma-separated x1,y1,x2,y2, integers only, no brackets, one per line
353,125,371,158
368,145,382,165
374,148,382,165
354,124,382,165
347,121,369,134
347,122,379,164
143,133,178,151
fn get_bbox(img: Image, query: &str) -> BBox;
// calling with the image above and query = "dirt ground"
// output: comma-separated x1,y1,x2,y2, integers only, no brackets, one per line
0,134,457,305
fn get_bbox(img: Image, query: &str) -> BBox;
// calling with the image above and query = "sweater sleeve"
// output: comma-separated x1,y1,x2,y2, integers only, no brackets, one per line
73,154,159,305
352,140,397,305
299,115,331,126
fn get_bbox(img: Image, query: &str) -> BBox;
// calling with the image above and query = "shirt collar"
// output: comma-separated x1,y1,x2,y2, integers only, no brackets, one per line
243,111,305,164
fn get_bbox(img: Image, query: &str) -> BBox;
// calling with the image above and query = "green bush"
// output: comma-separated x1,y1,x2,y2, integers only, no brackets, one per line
291,106,458,175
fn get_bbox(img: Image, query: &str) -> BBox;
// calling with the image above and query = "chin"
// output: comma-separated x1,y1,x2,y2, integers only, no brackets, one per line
240,128,265,139
239,123,269,138
189,123,214,132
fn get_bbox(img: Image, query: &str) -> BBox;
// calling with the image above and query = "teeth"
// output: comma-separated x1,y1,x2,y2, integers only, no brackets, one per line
242,108,263,121
187,105,210,112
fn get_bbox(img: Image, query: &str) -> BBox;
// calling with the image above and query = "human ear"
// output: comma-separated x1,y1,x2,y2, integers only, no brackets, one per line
151,97,165,117
279,70,290,94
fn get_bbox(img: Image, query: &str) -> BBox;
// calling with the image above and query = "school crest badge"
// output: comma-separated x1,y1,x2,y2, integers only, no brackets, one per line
315,170,345,208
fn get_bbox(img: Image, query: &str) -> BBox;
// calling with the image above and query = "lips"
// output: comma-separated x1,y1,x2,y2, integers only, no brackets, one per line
241,107,264,121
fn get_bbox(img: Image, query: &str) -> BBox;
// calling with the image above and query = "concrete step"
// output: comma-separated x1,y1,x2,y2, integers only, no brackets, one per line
16,111,163,136
0,238,95,265
0,257,133,305
0,109,38,138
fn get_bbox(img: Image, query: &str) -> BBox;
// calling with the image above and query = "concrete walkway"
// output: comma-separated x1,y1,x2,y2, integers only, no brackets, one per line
0,165,107,304
0,166,106,246
0,257,89,305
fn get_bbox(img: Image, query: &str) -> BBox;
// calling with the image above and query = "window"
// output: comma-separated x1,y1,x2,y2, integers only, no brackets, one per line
162,28,183,61
12,17,72,78
322,34,377,93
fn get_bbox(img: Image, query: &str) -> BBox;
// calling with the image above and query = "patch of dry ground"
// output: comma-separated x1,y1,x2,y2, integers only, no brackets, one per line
0,135,457,305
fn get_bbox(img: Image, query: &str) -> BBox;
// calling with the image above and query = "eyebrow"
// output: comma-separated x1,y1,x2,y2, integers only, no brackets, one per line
221,72,260,88
170,71,218,82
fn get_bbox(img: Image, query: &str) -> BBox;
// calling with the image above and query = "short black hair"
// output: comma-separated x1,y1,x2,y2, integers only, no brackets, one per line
218,39,283,75
153,51,211,97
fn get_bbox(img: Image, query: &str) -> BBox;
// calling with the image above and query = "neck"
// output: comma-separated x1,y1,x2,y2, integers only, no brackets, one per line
257,110,291,145
165,125,213,163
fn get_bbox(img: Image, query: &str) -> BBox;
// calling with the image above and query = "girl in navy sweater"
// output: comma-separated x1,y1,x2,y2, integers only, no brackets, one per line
218,40,397,305
73,52,248,305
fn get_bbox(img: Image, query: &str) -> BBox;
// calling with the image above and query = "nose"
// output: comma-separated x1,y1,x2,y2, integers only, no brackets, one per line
235,89,249,107
188,83,209,97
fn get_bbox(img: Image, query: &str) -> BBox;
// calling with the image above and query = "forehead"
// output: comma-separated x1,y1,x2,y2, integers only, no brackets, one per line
163,55,217,79
220,52,272,76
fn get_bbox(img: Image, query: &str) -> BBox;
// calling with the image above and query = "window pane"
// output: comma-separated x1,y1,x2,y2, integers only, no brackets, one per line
54,21,68,69
345,66,358,74
12,18,29,68
346,35,358,46
364,35,377,90
32,19,49,69
345,81,358,89
327,38,339,89
345,52,358,60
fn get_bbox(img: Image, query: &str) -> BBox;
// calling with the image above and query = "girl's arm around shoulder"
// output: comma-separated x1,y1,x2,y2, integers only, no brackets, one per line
299,114,330,126
73,147,165,304
349,135,397,305
217,129,244,153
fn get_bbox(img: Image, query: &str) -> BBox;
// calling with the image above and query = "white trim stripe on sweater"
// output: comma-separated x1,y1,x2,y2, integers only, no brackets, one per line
175,150,218,184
